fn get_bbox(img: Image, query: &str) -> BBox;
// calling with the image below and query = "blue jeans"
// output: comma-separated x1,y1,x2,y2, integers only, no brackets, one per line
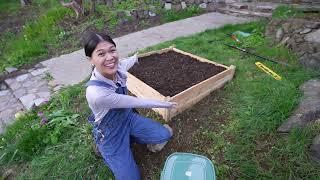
91,111,172,180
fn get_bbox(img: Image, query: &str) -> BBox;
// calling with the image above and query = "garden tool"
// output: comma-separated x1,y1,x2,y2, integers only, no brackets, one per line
255,62,282,80
208,40,291,67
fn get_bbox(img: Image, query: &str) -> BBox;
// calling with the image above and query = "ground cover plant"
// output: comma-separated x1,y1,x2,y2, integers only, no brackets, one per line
272,4,320,20
0,0,203,73
1,20,320,179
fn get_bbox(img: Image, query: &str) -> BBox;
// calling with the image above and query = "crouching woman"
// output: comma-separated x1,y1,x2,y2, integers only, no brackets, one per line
84,32,176,180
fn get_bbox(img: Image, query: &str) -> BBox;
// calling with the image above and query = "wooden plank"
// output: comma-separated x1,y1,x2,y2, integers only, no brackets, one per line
127,73,165,100
169,66,235,119
127,73,169,119
172,48,229,69
137,46,174,58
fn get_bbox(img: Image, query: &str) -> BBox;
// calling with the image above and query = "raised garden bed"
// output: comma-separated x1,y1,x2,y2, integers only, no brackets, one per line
128,47,236,121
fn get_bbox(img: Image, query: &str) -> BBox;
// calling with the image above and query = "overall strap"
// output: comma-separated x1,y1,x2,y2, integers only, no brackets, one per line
86,80,114,89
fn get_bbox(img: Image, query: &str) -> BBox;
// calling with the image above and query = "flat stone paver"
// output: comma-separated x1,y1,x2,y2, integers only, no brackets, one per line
0,89,24,134
42,12,251,86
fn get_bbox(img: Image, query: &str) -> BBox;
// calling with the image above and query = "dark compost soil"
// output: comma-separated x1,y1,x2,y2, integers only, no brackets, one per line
129,51,227,97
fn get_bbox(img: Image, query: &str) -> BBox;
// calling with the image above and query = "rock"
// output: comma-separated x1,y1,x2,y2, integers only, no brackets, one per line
305,22,320,29
0,90,9,97
278,79,320,133
124,10,131,17
30,68,49,76
207,2,215,11
199,3,207,9
19,94,36,110
53,85,63,92
282,23,291,34
2,168,14,179
38,85,50,92
0,108,15,124
148,11,156,17
181,1,187,9
4,78,14,85
10,82,21,91
172,3,182,11
13,88,27,99
299,52,320,71
0,83,7,91
27,88,38,94
16,74,29,82
195,0,202,4
48,80,58,87
35,63,43,69
34,98,47,106
5,67,17,74
229,3,248,9
15,111,25,119
22,80,37,88
165,3,172,10
300,28,312,35
276,28,284,42
28,68,35,73
255,5,274,13
37,91,51,99
310,134,320,163
305,29,320,43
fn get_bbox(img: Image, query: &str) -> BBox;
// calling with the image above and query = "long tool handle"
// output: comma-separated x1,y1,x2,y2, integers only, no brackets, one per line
224,44,291,66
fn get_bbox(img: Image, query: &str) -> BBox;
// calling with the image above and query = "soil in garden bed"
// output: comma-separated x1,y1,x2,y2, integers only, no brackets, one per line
129,51,227,97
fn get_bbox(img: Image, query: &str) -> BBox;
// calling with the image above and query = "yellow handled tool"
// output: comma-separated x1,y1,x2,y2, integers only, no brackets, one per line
255,62,282,80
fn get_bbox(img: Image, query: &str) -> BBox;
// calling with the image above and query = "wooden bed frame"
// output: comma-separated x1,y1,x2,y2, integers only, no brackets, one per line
127,46,236,121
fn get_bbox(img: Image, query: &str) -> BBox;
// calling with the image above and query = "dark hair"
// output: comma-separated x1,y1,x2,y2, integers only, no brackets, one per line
83,32,116,57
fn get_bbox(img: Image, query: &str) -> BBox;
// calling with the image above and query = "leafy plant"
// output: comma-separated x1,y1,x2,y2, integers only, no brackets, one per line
272,5,304,19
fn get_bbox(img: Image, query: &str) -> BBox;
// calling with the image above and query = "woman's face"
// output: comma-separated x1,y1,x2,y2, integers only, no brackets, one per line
90,41,119,79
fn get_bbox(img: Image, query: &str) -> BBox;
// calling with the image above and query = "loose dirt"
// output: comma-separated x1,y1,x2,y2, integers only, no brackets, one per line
132,90,230,179
129,51,226,96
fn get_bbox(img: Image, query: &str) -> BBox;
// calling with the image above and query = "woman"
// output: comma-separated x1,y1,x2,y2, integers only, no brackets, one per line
84,32,176,180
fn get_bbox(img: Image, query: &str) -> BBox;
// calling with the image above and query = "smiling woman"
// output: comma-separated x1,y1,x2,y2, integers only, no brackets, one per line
83,32,177,180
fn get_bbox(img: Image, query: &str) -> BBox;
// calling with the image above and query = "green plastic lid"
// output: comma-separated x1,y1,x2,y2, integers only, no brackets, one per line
160,152,216,180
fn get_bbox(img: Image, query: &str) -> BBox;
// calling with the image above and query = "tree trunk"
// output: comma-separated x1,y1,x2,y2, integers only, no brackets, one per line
91,0,96,14
103,0,113,7
60,0,84,19
21,0,32,7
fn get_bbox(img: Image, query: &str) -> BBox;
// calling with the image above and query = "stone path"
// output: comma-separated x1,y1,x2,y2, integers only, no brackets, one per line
0,12,251,133
0,64,61,133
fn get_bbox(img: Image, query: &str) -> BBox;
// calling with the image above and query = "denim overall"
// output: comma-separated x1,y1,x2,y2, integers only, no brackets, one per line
86,80,172,180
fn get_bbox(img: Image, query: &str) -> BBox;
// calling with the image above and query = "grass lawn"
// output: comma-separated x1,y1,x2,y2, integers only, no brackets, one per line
1,20,320,179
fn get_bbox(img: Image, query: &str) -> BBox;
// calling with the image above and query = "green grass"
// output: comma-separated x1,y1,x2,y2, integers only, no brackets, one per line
272,5,304,19
0,0,20,14
162,5,202,23
0,3,71,72
1,20,320,179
